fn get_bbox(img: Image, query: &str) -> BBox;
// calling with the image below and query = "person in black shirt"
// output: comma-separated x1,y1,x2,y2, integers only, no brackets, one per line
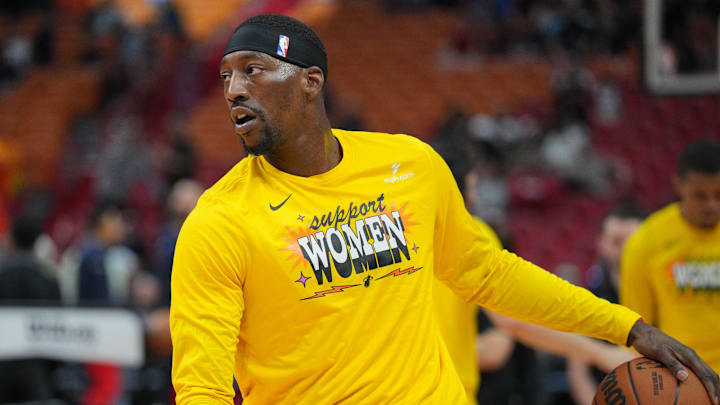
0,214,61,402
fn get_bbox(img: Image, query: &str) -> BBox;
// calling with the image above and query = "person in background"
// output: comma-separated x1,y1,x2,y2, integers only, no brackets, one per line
77,202,131,305
0,214,59,302
154,179,204,307
567,203,645,405
587,203,646,304
621,139,720,374
0,214,61,403
76,202,131,405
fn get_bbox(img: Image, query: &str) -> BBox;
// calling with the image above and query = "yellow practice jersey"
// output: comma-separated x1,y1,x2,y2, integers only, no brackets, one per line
432,218,501,405
621,203,720,373
170,129,640,405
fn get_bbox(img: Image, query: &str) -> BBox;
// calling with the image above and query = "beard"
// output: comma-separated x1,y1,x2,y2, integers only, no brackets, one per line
239,109,280,156
241,125,279,156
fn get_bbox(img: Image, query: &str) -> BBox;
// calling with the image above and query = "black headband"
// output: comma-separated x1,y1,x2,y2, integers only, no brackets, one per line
223,23,328,79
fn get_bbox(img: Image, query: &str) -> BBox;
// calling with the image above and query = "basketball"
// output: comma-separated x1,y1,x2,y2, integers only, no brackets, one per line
594,357,712,405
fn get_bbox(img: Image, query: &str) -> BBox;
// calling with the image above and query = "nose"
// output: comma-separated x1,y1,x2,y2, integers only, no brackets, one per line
226,72,249,104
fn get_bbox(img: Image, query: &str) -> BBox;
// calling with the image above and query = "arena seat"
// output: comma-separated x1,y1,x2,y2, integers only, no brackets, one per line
309,2,553,138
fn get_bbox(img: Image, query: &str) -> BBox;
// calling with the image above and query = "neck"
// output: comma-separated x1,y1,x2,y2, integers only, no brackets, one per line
264,115,340,177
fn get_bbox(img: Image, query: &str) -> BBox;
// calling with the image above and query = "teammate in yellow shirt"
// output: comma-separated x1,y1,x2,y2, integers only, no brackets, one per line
621,139,720,374
170,14,720,405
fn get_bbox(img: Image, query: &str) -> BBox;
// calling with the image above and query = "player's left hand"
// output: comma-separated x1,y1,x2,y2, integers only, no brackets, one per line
627,320,720,405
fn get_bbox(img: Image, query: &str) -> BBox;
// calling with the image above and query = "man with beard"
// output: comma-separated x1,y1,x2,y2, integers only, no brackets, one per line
169,14,719,405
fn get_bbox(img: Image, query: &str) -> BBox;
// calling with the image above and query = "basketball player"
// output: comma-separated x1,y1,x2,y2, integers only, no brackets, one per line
621,139,720,375
169,14,719,404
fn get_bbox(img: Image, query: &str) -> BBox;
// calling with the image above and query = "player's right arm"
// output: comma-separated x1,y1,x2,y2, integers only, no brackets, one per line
619,229,656,326
170,204,247,405
424,142,640,346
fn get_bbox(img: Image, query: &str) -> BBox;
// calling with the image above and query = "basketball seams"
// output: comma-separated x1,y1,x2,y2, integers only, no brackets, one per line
628,361,643,405
594,358,710,405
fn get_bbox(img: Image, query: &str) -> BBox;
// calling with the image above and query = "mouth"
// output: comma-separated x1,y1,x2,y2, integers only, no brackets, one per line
234,113,254,125
231,108,259,134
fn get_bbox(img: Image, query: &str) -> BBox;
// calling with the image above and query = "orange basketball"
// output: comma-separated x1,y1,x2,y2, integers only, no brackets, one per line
594,357,711,405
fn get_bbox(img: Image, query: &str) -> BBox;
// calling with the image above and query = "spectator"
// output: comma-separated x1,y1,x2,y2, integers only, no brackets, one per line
74,202,136,405
539,121,612,194
465,161,509,229
593,77,622,125
76,202,132,305
0,214,60,302
154,179,203,307
0,214,61,403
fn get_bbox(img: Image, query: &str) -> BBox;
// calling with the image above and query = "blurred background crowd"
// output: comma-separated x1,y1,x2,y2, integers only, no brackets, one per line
0,0,718,404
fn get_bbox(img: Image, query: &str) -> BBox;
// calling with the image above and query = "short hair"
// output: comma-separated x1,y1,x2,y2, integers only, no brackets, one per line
11,215,43,250
88,201,124,229
607,201,646,221
239,14,326,59
677,138,720,178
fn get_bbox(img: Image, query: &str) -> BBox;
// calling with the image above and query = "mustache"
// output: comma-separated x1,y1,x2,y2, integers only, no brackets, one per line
231,102,266,124
231,100,262,116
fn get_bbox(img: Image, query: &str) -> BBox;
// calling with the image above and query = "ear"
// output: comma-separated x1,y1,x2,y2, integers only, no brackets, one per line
302,66,325,101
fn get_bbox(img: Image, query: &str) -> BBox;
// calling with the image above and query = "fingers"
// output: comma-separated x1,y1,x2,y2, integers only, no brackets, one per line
676,346,720,405
628,323,719,405
659,349,688,381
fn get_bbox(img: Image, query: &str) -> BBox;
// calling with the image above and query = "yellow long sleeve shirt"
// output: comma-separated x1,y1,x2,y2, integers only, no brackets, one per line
433,218,501,405
621,203,720,373
170,129,641,405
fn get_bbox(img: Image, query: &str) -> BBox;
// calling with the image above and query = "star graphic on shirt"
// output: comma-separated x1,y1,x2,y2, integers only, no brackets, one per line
295,272,310,287
297,214,304,222
412,244,419,254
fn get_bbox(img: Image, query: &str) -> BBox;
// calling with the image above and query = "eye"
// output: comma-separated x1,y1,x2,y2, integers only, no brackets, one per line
246,65,263,75
693,191,707,201
220,71,231,82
